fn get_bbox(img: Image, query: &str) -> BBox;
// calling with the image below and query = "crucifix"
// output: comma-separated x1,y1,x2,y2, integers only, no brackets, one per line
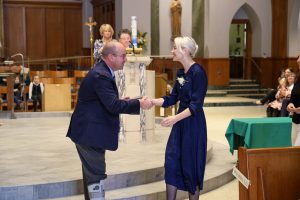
84,17,97,68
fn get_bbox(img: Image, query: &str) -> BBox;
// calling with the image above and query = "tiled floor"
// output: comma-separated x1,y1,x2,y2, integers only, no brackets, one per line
0,105,267,199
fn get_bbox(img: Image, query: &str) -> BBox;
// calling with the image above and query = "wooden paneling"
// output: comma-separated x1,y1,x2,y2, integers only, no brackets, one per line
3,6,26,56
148,57,182,81
3,1,82,59
271,0,288,58
91,0,115,39
64,8,82,56
26,7,45,59
45,8,65,58
203,58,230,86
148,57,229,87
287,57,299,71
252,58,273,88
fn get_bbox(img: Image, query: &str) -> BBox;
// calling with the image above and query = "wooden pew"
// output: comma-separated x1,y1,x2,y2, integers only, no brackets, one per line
238,147,300,200
0,65,21,73
0,73,15,111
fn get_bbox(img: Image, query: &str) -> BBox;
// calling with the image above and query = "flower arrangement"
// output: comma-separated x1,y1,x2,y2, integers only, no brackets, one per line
176,77,187,86
137,30,147,50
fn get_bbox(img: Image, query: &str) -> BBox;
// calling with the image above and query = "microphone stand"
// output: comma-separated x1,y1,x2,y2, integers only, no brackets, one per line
129,41,135,56
11,53,26,111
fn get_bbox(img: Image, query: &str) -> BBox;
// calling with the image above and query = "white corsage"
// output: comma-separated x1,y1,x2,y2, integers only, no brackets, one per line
177,77,187,86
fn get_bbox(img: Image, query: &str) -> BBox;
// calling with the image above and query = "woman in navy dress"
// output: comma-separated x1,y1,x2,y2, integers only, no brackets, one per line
151,36,207,200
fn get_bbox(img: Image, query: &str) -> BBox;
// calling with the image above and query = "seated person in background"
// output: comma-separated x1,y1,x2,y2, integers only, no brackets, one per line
256,67,293,105
13,75,22,110
0,77,7,86
255,88,277,105
20,67,31,86
29,75,44,112
266,77,289,117
280,72,295,117
118,29,132,48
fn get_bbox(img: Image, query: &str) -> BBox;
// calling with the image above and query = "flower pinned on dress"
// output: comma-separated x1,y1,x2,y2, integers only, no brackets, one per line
177,76,187,86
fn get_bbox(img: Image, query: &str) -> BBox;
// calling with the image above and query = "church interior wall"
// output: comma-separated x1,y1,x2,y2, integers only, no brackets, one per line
204,0,272,58
1,0,299,88
288,0,300,57
159,0,192,56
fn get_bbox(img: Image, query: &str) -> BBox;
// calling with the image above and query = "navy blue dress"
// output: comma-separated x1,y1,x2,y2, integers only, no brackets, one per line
162,63,207,194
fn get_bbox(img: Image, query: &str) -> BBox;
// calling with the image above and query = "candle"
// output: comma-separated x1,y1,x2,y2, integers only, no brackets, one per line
131,16,137,48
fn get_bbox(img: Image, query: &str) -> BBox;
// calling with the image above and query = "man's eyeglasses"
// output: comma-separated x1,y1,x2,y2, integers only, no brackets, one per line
113,54,126,59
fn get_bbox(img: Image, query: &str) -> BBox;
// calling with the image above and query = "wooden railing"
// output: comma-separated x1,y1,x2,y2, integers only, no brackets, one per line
0,56,92,72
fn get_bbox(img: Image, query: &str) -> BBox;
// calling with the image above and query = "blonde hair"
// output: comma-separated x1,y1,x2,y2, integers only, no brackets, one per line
99,24,114,37
174,36,198,57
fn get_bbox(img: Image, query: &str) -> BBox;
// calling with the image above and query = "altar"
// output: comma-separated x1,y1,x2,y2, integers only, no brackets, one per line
115,55,155,141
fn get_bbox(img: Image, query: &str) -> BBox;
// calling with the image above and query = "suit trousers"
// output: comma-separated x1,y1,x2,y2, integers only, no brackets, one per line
75,143,107,184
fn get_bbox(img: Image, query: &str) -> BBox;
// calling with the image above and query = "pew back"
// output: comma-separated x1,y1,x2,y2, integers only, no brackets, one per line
238,147,300,200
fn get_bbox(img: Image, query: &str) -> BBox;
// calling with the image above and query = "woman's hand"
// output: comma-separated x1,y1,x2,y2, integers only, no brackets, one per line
150,98,164,106
287,103,296,112
161,115,178,127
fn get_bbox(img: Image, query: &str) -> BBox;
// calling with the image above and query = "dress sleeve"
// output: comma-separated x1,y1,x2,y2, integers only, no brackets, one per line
94,74,140,115
162,81,179,108
188,68,207,115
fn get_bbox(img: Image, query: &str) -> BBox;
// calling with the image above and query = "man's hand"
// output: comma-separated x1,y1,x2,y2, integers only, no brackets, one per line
120,96,130,101
139,96,153,110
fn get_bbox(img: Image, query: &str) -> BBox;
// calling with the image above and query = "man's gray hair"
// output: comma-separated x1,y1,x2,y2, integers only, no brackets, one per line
101,41,118,58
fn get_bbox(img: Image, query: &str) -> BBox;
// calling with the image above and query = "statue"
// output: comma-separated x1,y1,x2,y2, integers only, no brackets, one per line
170,0,182,40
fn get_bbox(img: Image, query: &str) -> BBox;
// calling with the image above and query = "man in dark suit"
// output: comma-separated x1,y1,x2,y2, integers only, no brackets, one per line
67,41,152,200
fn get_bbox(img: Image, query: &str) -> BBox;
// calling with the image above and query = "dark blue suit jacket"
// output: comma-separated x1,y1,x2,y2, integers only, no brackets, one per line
67,60,140,151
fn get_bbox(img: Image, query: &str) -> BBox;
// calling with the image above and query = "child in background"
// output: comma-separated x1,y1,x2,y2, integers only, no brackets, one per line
13,75,22,110
29,75,44,112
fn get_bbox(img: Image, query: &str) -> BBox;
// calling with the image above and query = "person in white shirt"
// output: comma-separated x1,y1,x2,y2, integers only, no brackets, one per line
29,75,44,112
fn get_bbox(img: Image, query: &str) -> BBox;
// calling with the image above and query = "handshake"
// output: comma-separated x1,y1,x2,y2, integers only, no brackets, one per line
122,96,163,110
139,96,154,110
139,96,162,110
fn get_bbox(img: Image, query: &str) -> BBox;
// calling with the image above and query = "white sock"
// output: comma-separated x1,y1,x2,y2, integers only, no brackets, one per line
88,180,105,200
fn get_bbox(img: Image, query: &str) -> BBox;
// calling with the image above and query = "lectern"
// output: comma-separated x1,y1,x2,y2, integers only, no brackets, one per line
238,147,300,200
0,65,21,118
42,84,71,112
